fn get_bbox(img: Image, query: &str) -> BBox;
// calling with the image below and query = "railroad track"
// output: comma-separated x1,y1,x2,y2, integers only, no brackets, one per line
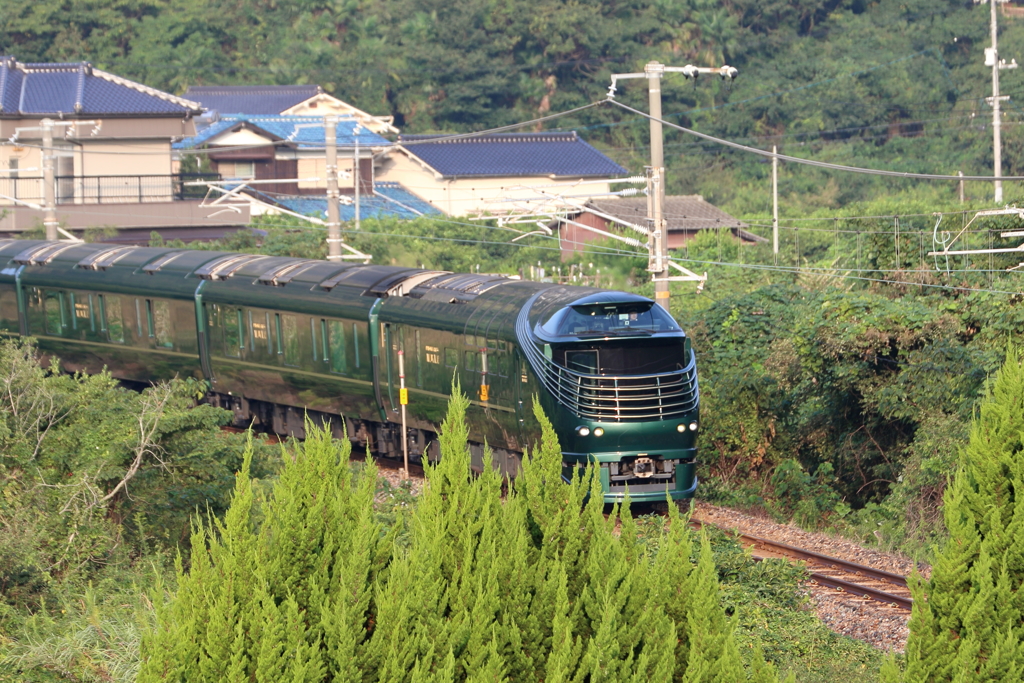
691,519,913,611
219,425,425,478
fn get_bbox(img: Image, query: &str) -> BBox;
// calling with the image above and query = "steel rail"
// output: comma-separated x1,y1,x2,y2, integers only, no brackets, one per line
691,519,913,611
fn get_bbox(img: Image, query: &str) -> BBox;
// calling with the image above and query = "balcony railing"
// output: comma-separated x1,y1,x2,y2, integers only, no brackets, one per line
515,296,699,423
0,173,221,206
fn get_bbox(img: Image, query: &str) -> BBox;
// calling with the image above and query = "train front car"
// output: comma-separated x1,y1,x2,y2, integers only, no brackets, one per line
518,290,699,503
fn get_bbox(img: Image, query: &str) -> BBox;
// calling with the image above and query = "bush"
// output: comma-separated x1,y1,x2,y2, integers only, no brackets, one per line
138,388,785,682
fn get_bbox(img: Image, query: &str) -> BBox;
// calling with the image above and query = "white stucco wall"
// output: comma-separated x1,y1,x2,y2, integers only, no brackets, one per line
376,151,613,216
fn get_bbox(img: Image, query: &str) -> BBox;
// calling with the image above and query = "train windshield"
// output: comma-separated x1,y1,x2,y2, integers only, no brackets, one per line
555,339,690,375
542,301,680,337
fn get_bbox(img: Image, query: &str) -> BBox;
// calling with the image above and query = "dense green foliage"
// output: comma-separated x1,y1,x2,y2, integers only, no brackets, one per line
0,337,278,681
670,215,1024,552
885,349,1024,681
138,390,784,682
6,0,1024,212
0,339,893,681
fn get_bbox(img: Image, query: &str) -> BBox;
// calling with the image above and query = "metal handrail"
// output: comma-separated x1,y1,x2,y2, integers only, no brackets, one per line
0,173,220,204
516,293,699,422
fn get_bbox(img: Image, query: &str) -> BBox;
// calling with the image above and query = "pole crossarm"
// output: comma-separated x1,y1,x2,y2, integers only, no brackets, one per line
663,260,708,284
191,181,373,263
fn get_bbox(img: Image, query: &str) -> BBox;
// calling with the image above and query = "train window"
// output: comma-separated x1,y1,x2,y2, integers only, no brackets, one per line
415,330,422,388
445,348,458,368
223,308,242,357
45,291,65,336
149,300,174,349
328,320,346,373
310,318,319,361
250,311,271,353
135,299,144,337
353,323,360,369
280,314,300,366
464,350,478,373
0,285,18,332
101,295,125,343
274,314,283,355
491,352,508,378
543,301,681,337
87,295,96,332
565,350,598,374
69,293,79,330
320,320,329,363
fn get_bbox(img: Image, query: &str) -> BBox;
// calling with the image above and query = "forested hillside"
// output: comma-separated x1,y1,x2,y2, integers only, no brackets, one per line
4,0,1024,213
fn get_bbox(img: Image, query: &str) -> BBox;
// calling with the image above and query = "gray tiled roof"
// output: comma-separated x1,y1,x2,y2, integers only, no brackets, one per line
400,132,627,178
586,196,764,241
183,85,322,115
0,56,201,117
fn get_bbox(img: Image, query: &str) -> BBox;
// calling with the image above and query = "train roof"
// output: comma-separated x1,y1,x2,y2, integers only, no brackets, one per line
0,241,666,342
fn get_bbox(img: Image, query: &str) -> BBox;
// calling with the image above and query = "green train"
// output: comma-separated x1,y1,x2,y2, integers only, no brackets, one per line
0,240,699,502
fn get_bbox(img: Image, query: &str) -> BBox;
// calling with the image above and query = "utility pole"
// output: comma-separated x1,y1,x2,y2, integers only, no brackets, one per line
354,125,361,236
772,144,779,262
608,62,737,306
41,118,57,241
324,116,342,261
646,62,668,304
983,0,1017,203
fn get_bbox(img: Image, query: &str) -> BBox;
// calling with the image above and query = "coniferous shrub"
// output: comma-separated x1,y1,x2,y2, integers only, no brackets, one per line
138,388,779,682
892,348,1024,682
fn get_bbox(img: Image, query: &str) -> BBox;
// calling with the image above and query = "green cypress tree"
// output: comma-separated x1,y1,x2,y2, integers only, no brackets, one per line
254,585,287,683
904,348,1024,681
142,386,779,683
680,533,745,683
543,560,583,682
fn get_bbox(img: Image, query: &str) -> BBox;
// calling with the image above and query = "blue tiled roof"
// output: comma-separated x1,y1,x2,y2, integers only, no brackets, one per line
183,85,321,115
271,182,440,221
173,115,390,149
0,57,201,117
399,132,626,178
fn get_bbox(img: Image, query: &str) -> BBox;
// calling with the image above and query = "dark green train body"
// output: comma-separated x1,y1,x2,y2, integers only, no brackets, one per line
0,240,699,503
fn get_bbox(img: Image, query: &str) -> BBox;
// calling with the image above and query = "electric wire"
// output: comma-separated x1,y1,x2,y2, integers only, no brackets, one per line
608,98,1024,181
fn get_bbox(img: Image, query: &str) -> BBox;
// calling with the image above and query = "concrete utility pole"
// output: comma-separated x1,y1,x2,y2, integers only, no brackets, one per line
354,125,361,236
608,62,737,306
646,63,668,304
983,0,1017,203
772,145,779,262
324,116,342,261
41,118,57,241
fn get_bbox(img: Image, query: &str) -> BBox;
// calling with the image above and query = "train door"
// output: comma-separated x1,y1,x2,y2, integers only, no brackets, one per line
514,350,527,427
383,321,405,418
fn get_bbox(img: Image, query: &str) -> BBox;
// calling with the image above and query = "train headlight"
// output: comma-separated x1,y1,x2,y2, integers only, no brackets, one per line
576,426,591,437
689,422,698,431
593,427,604,437
677,424,687,433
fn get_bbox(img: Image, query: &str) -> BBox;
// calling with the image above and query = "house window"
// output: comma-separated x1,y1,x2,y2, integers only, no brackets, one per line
233,161,255,179
297,159,327,189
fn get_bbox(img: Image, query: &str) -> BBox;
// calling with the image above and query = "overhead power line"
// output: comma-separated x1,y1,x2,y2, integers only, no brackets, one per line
608,98,1024,181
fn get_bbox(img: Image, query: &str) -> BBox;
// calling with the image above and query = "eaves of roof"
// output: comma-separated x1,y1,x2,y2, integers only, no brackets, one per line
0,56,201,118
